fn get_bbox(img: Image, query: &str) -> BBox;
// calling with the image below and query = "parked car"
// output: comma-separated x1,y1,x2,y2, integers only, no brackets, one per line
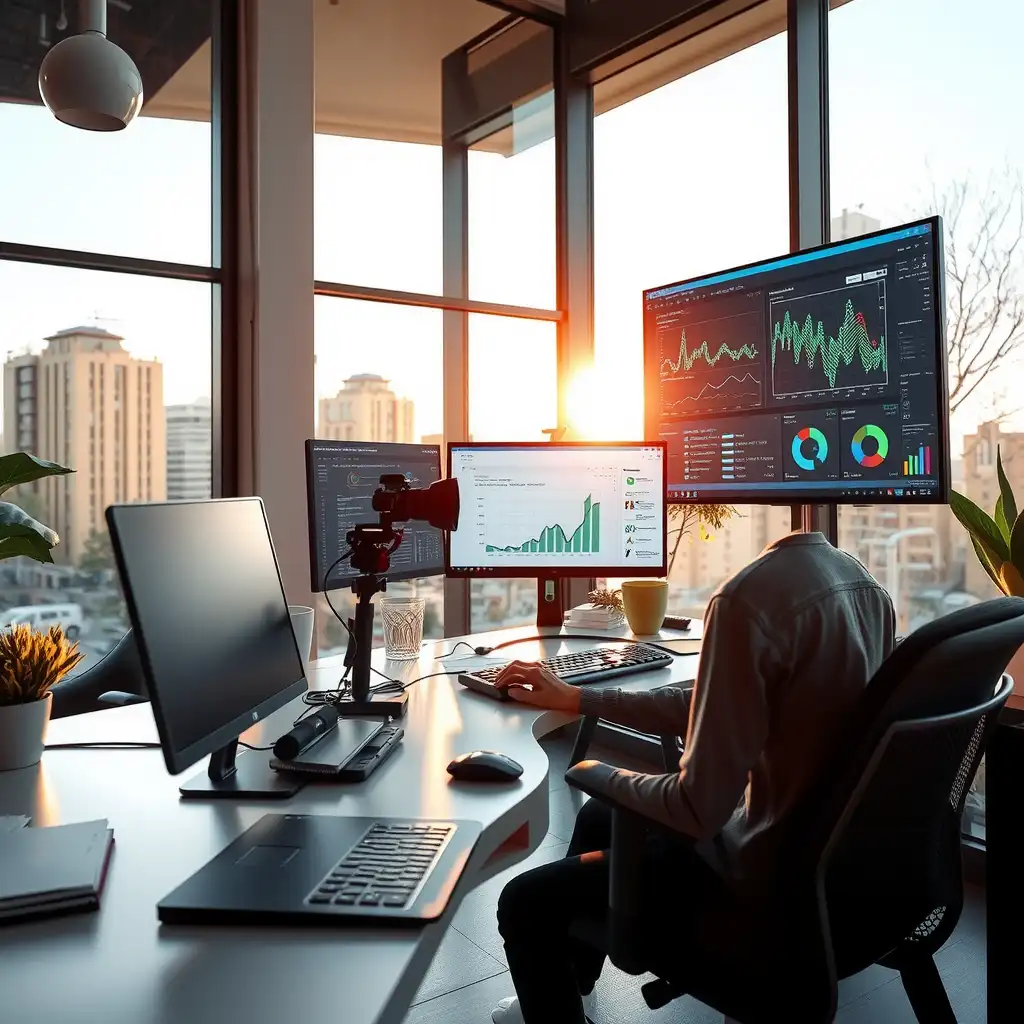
2,603,85,639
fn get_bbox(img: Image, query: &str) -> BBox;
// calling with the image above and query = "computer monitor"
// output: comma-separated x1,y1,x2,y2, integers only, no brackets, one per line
643,216,951,504
106,498,308,800
446,442,667,577
305,440,445,591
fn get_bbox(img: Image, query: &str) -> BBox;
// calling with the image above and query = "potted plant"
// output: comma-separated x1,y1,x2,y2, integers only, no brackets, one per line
0,452,77,769
0,624,84,769
950,446,1024,702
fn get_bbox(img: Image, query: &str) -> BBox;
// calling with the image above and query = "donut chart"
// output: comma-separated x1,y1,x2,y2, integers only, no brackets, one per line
791,426,829,471
851,424,888,468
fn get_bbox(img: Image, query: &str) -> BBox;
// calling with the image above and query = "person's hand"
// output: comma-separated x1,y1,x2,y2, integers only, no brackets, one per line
494,660,581,712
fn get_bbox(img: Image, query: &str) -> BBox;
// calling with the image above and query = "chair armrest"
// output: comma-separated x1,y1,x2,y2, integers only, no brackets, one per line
565,760,677,832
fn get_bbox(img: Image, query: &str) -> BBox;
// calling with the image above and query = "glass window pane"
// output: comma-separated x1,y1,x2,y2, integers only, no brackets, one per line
315,137,442,294
0,263,212,675
313,298,444,645
469,125,556,310
468,316,556,631
593,32,789,620
829,0,1024,840
0,4,212,263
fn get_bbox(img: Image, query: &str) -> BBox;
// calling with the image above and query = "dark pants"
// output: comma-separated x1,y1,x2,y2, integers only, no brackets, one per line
497,798,721,1024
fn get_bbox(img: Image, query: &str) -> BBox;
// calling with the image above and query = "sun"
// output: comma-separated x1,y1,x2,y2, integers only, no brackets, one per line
564,365,644,442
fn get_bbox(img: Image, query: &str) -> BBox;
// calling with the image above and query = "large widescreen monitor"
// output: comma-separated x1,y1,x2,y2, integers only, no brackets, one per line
305,440,445,591
447,442,667,578
644,217,951,504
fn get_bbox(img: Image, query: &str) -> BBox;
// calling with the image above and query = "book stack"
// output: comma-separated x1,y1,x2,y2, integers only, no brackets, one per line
564,603,626,630
0,819,114,925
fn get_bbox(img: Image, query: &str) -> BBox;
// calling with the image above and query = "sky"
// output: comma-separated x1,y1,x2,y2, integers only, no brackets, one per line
1,0,1023,448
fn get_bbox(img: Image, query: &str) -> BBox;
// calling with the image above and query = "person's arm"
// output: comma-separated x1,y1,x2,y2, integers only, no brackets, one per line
577,684,691,738
571,595,777,840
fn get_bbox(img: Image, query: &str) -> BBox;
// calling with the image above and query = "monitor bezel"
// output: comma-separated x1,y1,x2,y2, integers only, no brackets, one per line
643,215,951,506
304,439,445,592
445,440,669,579
106,497,308,777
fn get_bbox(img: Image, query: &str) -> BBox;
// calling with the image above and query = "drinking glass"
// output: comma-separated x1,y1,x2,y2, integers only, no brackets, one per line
379,597,425,660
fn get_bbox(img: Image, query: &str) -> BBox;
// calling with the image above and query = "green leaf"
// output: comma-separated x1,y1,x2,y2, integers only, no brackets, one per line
0,453,73,497
1012,511,1024,576
951,489,1009,563
0,502,58,548
996,494,1011,543
971,535,1004,591
998,447,1019,539
0,534,54,564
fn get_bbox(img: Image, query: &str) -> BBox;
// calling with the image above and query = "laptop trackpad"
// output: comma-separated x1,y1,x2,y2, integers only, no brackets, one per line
235,844,301,869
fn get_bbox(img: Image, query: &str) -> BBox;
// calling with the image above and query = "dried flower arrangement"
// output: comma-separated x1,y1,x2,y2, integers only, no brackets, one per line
0,624,84,707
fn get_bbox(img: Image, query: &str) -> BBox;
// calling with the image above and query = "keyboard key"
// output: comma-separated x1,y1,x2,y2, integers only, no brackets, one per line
382,895,408,907
333,894,358,905
310,893,332,904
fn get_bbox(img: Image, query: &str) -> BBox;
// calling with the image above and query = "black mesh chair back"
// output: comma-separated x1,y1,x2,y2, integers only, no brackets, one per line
792,598,1024,979
49,628,148,719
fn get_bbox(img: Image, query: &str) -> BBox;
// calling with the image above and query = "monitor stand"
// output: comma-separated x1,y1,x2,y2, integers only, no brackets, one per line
179,739,304,800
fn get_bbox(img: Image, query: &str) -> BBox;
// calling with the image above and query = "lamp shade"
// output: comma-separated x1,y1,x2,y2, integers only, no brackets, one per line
38,30,143,132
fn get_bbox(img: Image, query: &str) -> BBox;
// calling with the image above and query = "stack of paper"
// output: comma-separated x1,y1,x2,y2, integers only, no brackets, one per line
564,603,626,630
0,819,114,924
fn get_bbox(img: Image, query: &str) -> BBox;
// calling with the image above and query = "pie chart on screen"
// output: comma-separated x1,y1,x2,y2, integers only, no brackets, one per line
791,426,828,471
851,424,888,468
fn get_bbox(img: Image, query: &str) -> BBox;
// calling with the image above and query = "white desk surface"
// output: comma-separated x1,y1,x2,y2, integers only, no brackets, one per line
0,624,699,1024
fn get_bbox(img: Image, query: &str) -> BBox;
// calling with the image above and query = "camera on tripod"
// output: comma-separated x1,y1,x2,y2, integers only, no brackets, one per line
341,473,459,716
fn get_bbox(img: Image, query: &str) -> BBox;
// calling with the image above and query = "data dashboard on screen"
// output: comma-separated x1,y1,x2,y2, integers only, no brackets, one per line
305,440,444,591
447,443,667,577
643,218,951,504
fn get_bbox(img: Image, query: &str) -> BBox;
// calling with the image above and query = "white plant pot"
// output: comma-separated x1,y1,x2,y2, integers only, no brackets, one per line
0,693,52,771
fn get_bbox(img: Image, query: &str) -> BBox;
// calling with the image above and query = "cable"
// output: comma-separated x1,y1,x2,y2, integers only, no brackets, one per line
238,741,274,752
44,741,161,750
439,640,479,659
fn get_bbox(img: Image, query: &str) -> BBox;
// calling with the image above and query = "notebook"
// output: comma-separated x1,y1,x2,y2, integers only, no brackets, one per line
0,819,114,924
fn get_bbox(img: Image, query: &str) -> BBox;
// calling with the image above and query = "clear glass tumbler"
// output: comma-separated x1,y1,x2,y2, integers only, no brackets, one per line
379,597,426,660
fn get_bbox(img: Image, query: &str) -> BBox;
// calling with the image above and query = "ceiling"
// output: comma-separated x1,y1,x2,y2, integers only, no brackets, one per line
0,0,210,108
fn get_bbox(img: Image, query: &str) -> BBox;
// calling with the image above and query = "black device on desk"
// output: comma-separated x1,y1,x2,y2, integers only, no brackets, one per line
107,497,310,800
447,751,523,782
458,643,673,702
270,718,405,782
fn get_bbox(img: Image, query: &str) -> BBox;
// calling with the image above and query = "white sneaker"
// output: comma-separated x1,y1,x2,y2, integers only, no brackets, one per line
491,997,524,1024
490,991,596,1024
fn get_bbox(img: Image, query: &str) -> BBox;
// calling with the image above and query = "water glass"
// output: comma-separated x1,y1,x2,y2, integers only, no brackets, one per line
380,597,425,660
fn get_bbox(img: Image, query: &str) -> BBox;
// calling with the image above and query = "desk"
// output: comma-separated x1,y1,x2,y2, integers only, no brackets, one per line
0,624,698,1024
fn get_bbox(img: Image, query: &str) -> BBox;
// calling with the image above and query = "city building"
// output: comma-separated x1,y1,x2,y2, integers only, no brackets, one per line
166,399,212,501
831,207,882,242
317,374,415,443
2,327,166,564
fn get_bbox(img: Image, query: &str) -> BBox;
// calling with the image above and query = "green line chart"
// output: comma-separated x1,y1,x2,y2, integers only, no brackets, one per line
660,333,759,376
485,494,601,554
770,281,888,398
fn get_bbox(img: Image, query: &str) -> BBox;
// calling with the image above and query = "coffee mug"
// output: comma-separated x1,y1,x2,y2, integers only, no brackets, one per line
288,605,315,668
620,580,669,635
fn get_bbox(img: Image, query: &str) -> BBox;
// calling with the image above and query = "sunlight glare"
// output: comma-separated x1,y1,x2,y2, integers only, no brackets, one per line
565,365,643,442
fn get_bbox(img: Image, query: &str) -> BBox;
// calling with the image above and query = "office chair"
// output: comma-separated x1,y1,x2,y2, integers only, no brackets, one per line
50,628,149,719
565,597,1024,1024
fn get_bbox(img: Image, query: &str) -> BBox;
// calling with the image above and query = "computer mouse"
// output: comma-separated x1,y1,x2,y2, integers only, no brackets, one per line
446,750,524,783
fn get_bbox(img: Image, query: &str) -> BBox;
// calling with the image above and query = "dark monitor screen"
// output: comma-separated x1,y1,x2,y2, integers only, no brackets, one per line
106,498,307,776
643,217,951,504
447,442,667,578
305,440,444,591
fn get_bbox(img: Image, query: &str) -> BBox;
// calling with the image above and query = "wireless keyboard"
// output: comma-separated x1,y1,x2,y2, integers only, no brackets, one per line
457,643,673,701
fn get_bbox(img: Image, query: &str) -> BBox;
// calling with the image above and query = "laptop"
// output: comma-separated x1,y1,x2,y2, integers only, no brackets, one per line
158,813,482,925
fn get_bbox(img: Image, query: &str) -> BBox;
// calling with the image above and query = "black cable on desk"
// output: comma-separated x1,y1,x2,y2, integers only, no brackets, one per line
44,741,161,750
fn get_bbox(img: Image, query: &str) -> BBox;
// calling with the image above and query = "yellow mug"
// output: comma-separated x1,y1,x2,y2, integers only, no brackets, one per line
620,580,669,635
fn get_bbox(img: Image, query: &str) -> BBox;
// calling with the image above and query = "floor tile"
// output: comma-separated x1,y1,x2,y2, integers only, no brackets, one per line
411,926,505,1006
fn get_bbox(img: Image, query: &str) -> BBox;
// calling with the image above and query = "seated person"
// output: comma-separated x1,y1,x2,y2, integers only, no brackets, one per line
489,530,896,1024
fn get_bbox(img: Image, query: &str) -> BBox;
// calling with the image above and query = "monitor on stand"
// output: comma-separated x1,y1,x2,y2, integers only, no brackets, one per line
447,442,668,626
643,216,951,507
106,498,309,800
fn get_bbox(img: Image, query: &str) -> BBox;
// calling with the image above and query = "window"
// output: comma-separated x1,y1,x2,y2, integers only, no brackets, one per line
313,298,445,647
830,0,1024,839
593,30,790,620
0,2,216,677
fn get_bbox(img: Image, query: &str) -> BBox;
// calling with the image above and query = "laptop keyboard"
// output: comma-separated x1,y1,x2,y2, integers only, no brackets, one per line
306,822,454,909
